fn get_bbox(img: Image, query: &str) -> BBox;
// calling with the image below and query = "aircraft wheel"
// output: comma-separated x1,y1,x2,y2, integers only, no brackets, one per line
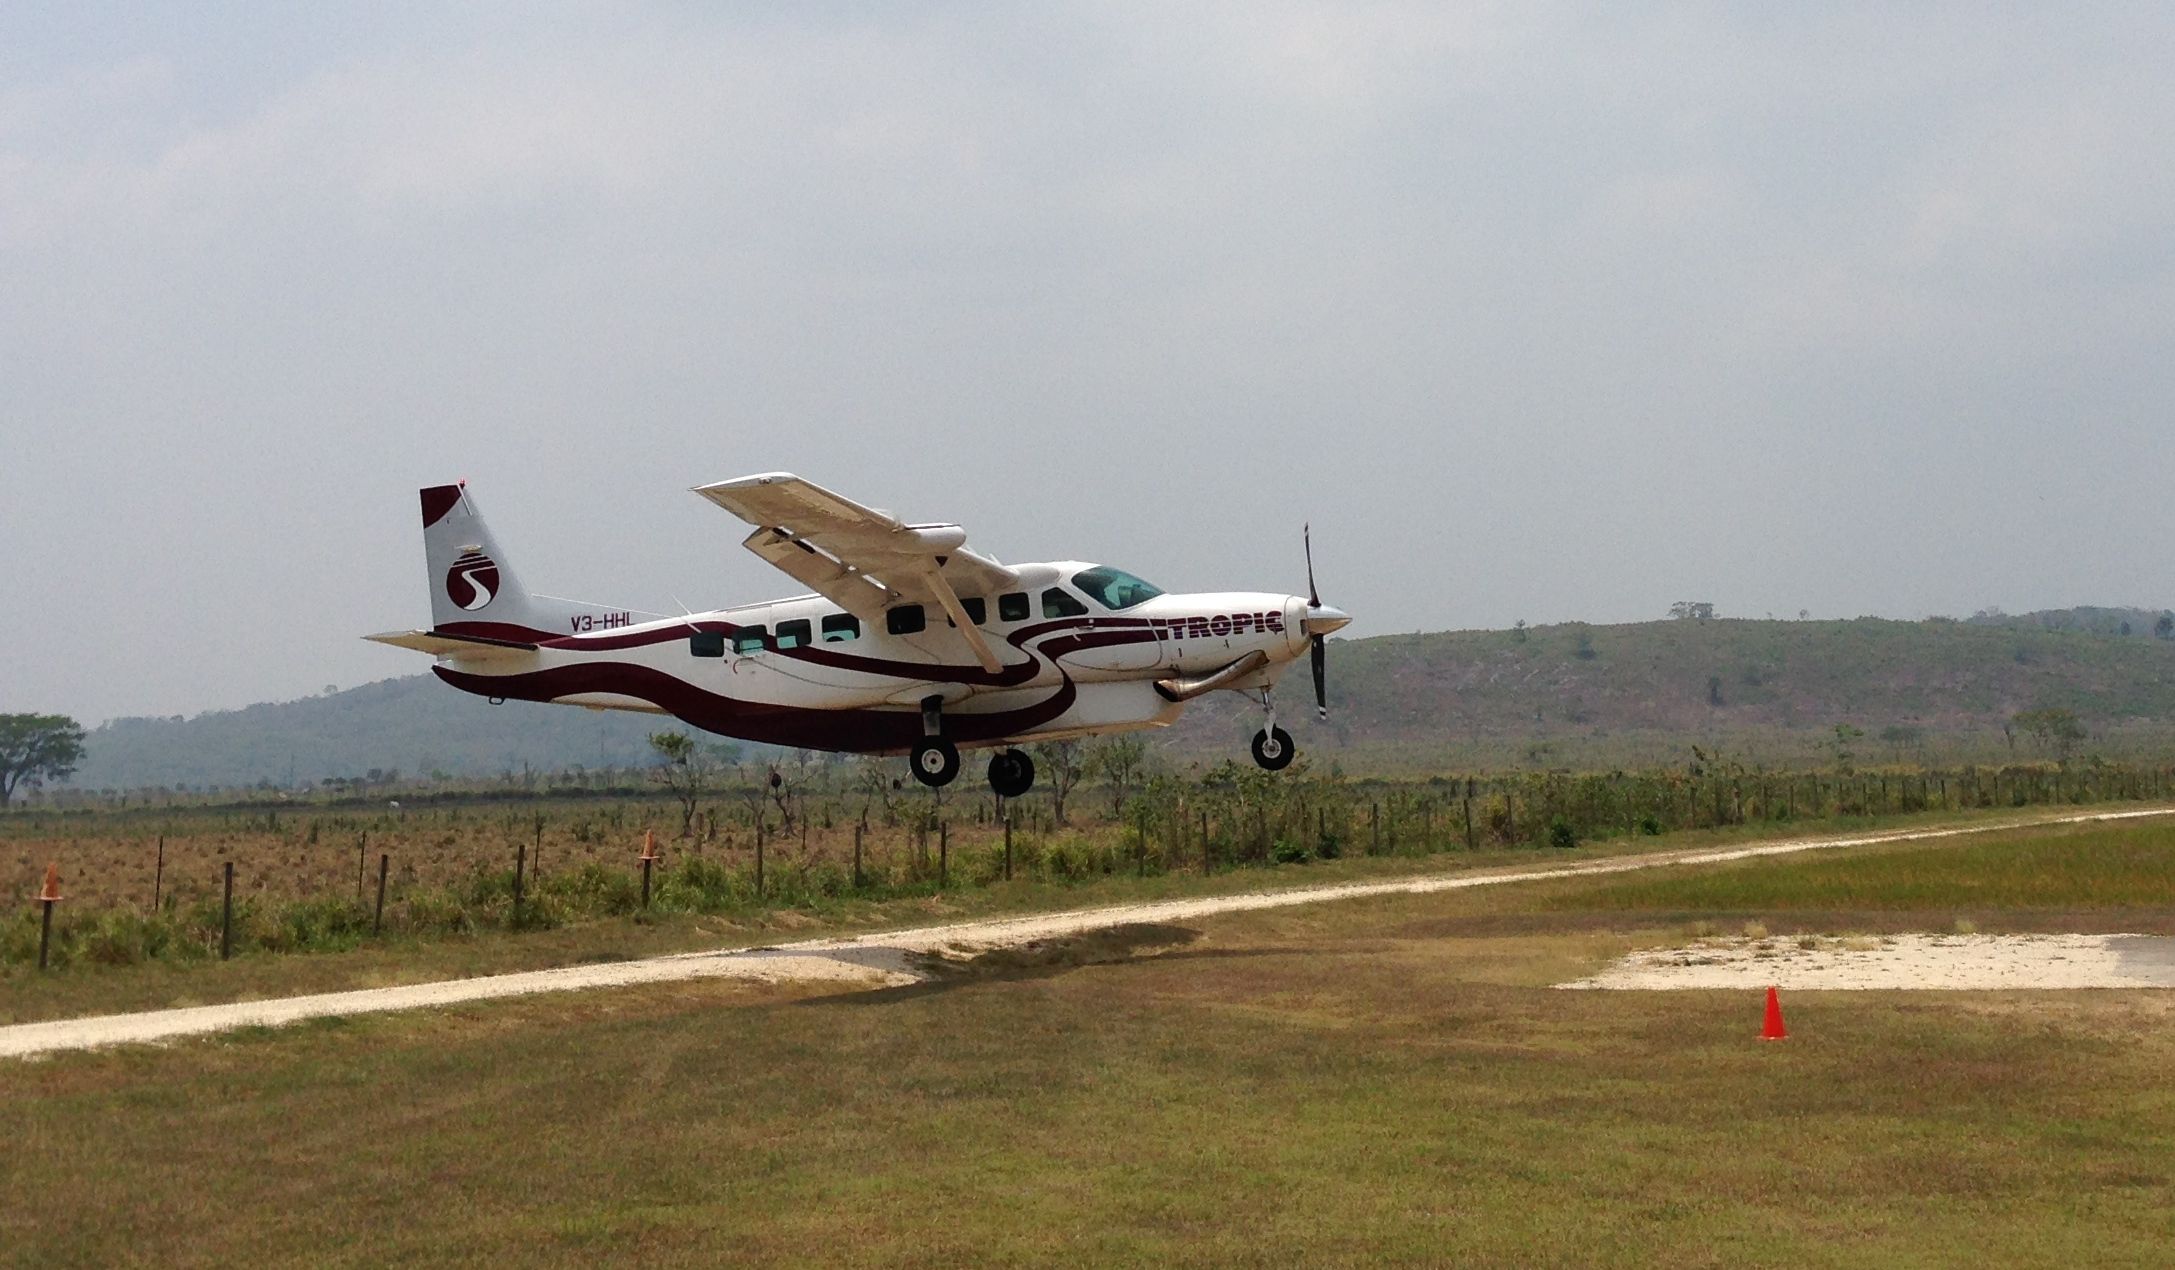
911,738,961,788
1251,726,1296,772
987,748,1036,798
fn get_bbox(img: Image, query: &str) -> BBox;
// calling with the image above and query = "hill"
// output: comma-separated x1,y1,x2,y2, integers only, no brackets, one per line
57,609,2175,791
72,677,677,792
1170,612,2175,770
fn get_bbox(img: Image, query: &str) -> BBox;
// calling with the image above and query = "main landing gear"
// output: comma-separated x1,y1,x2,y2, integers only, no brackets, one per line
910,694,961,788
1251,688,1296,772
987,748,1036,798
908,695,1037,796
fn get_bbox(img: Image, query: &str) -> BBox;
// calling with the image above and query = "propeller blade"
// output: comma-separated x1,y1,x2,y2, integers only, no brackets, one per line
1311,634,1327,720
1304,523,1319,607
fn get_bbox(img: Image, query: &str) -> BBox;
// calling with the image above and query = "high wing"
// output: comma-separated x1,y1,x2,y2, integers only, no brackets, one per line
692,472,1019,672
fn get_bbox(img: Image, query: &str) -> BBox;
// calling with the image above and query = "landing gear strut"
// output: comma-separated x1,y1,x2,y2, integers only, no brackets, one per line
1250,688,1295,772
987,748,1036,798
911,694,960,788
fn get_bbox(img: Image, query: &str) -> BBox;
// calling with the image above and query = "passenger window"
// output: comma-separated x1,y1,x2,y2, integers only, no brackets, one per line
1042,588,1088,618
821,614,861,643
887,605,926,635
998,591,1030,622
949,597,987,626
689,631,726,658
733,626,768,655
775,619,812,650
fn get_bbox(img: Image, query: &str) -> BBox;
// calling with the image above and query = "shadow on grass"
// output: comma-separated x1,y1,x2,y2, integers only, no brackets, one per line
799,922,1286,1006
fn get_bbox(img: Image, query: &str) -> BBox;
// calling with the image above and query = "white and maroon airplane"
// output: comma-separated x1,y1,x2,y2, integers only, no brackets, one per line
368,475,1350,796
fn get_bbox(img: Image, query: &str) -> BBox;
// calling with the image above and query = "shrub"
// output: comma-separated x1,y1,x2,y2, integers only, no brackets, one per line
1637,815,1663,836
1271,838,1310,865
1548,818,1577,849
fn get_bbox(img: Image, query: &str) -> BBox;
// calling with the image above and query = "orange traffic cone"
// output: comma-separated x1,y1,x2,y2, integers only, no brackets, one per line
1761,985,1788,1041
37,862,61,903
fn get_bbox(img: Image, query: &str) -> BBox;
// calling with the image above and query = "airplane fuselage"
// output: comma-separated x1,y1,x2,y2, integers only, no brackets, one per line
431,561,1309,755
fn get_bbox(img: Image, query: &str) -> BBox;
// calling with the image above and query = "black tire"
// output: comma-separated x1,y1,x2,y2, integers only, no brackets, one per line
911,738,961,787
987,748,1036,798
1251,726,1295,771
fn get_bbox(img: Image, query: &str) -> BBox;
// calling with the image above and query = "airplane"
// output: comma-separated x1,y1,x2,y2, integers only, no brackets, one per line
368,475,1351,796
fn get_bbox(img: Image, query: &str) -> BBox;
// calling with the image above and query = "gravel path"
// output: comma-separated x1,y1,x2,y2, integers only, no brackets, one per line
4,806,2168,1059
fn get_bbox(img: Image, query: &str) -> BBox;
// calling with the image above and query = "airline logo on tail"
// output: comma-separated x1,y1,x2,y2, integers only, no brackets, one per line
445,551,500,611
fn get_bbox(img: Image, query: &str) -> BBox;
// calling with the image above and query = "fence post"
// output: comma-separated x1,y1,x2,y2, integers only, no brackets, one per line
755,829,765,898
938,821,949,888
641,830,657,909
220,860,235,961
1137,807,1149,876
1202,809,1212,875
357,831,367,900
1003,813,1013,882
37,864,60,971
514,843,526,925
374,853,389,935
854,820,866,889
1371,802,1381,855
152,834,166,913
1465,779,1476,850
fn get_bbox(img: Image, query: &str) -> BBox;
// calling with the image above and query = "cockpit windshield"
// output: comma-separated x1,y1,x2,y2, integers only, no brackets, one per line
1071,566,1164,611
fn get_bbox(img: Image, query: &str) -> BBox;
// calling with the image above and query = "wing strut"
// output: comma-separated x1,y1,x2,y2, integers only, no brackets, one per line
918,561,1005,674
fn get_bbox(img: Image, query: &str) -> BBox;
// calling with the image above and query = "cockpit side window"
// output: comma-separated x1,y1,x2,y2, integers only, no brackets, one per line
1071,566,1165,611
998,591,1030,622
1042,587,1088,618
887,605,927,635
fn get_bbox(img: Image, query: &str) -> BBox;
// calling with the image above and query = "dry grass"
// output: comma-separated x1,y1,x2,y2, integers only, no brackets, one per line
3,872,2172,1266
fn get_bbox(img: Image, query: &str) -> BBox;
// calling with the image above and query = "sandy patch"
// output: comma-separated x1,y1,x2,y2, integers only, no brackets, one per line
4,805,2170,1058
1559,933,2175,991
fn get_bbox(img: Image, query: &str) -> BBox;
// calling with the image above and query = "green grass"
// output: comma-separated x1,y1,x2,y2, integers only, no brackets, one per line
3,815,2174,1263
1540,819,2175,918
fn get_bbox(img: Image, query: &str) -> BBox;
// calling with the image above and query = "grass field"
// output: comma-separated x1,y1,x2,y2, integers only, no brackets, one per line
5,815,2173,1265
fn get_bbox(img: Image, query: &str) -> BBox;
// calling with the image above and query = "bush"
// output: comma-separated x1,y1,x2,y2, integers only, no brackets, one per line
1271,838,1310,865
1548,818,1577,850
1637,814,1663,836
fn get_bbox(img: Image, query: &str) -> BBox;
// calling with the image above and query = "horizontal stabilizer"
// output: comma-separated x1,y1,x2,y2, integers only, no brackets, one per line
364,629,539,660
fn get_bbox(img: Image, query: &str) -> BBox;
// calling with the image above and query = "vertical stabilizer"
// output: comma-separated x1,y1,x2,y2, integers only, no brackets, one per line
419,484,620,640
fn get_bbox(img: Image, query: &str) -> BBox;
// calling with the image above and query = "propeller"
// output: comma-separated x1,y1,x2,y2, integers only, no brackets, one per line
1301,525,1349,720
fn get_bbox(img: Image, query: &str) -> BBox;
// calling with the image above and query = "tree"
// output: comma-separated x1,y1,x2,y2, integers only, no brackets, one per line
1669,601,1715,621
648,731,711,837
2157,612,2174,641
1032,739,1086,825
2012,708,2086,759
1086,734,1150,817
1825,723,1865,773
0,714,85,808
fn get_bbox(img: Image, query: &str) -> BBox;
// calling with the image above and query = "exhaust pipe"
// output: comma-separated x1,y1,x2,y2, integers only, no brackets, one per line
1154,650,1269,703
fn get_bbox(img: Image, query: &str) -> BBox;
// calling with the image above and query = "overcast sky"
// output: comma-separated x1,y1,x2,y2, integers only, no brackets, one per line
6,3,2172,725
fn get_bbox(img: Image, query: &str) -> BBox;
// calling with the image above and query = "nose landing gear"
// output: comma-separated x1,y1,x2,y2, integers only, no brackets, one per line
1250,688,1296,771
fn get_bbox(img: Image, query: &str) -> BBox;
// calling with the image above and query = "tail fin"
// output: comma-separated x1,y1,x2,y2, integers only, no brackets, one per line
419,483,634,641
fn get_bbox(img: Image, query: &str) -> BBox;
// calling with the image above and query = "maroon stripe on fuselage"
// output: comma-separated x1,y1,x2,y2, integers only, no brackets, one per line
434,663,1077,752
540,614,1152,687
